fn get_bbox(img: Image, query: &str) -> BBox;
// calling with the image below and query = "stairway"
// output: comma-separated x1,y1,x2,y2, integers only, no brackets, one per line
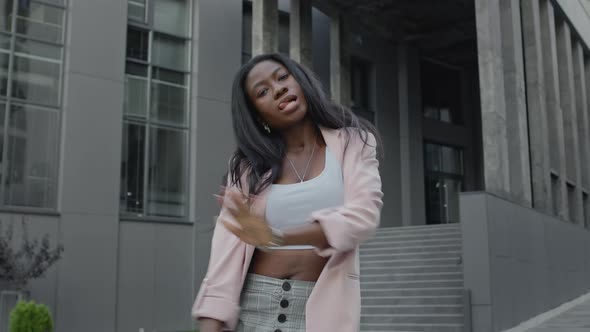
360,223,466,332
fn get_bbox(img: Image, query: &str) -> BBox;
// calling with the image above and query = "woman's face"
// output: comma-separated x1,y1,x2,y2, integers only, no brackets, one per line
245,60,308,131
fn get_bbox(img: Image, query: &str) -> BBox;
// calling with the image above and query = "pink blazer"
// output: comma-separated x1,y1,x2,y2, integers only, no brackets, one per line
191,126,383,332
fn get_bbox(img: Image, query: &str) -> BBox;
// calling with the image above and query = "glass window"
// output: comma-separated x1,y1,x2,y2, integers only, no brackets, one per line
121,0,191,219
16,2,64,44
0,0,65,210
1,0,13,33
128,0,147,22
3,104,59,208
425,143,463,175
0,33,10,50
127,27,149,61
153,66,185,85
350,56,374,123
152,33,187,71
147,127,186,217
153,0,189,37
150,81,186,125
351,57,370,110
0,104,4,192
421,60,463,125
15,37,61,60
0,52,8,96
124,76,148,118
120,122,146,214
11,55,61,106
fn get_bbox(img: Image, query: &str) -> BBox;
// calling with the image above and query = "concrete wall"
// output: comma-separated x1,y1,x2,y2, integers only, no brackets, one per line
460,192,590,332
555,0,590,49
190,0,242,330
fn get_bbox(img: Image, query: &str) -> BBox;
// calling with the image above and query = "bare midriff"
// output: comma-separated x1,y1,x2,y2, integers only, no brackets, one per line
248,249,328,281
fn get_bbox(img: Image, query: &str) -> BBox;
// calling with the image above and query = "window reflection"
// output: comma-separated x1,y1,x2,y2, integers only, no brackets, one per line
0,0,65,209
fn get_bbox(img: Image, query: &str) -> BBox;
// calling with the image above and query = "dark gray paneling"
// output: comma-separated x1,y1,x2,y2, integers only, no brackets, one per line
461,192,590,332
471,304,493,332
60,73,124,215
194,0,242,103
154,223,194,331
116,222,156,332
192,97,235,288
56,214,118,332
460,193,492,306
117,222,194,332
66,0,126,82
191,0,242,318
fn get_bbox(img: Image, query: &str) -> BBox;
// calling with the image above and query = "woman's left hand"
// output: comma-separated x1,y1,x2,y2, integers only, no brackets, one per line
221,190,273,246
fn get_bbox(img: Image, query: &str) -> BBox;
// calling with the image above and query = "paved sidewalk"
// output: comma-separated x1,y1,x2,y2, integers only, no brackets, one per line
526,298,590,332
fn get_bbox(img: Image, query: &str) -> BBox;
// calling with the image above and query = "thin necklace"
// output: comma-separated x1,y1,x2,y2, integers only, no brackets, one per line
286,141,316,183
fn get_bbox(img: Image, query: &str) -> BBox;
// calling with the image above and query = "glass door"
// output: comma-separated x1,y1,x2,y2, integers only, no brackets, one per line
424,142,464,224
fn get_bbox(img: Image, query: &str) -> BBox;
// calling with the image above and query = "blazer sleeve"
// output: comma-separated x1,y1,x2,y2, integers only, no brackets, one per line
309,131,383,257
191,179,248,331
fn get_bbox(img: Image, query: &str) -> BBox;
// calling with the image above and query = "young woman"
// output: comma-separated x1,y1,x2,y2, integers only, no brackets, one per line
192,53,383,332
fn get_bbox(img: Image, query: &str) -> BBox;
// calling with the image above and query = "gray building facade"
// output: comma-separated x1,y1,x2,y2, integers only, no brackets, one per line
0,0,589,331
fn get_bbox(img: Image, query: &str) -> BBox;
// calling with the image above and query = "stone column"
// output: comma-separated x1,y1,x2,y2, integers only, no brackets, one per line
474,0,511,198
252,0,278,56
398,45,426,226
521,0,552,213
585,58,590,227
290,0,312,68
556,20,584,224
330,12,351,106
573,42,589,194
540,0,568,220
500,0,532,207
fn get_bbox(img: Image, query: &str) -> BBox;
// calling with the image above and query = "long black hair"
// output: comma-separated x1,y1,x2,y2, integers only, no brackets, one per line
229,53,380,196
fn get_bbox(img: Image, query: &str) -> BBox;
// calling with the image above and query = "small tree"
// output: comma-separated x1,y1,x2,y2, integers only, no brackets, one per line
0,221,64,290
9,300,54,332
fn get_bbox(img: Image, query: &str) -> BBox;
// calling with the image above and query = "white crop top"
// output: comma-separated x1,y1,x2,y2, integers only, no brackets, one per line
265,147,344,250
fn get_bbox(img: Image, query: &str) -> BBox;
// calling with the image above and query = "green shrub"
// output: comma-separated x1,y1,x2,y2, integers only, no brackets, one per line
9,300,53,332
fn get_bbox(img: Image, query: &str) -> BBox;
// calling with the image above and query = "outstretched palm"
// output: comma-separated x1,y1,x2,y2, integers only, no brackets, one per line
222,190,273,246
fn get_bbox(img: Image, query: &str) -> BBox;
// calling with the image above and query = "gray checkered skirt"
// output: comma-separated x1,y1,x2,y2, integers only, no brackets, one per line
235,273,316,332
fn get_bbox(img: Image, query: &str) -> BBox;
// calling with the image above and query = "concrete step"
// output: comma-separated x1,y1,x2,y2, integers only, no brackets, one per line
361,304,464,315
358,225,466,332
360,244,463,255
361,279,464,289
369,232,462,243
360,313,464,325
362,287,464,297
375,229,460,237
361,295,463,306
361,264,461,275
361,271,463,282
362,238,462,249
361,251,462,262
360,257,461,268
377,224,460,233
360,323,464,332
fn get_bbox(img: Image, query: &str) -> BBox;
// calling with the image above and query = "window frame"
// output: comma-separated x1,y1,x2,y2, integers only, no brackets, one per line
120,0,193,220
0,0,66,212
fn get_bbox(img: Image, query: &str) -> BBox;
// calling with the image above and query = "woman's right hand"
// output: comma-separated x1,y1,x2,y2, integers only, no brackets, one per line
198,318,224,332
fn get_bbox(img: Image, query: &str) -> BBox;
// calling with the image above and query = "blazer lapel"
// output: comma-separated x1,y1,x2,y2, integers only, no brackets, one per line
319,126,343,166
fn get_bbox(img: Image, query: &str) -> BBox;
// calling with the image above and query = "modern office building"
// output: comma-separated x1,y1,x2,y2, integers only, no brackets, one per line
0,0,589,331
